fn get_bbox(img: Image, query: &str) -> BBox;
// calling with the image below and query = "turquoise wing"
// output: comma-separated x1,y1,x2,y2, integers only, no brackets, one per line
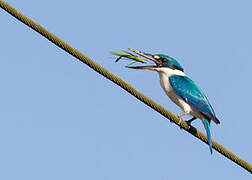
169,75,217,121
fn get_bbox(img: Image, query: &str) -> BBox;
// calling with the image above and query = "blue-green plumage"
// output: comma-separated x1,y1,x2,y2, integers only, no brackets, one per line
169,75,218,154
126,48,220,154
158,55,184,72
203,118,213,154
169,75,216,121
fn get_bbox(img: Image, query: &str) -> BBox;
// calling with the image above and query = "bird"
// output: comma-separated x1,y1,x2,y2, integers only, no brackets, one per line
126,48,220,154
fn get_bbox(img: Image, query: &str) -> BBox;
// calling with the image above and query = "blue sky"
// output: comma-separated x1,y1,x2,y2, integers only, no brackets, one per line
0,0,251,179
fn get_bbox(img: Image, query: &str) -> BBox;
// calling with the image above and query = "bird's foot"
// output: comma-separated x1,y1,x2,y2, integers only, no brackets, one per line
177,112,187,129
176,116,184,129
177,112,189,118
186,117,197,126
177,118,182,125
178,119,184,130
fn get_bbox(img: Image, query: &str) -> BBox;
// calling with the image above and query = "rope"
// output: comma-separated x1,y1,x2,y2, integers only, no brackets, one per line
0,0,251,174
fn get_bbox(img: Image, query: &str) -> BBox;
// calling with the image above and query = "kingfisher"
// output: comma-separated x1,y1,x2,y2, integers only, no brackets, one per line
127,48,220,154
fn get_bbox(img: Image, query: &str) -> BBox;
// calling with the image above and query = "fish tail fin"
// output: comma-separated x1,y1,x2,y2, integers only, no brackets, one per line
203,118,213,154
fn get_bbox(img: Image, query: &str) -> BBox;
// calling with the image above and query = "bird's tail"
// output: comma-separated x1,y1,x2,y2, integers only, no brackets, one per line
203,118,212,154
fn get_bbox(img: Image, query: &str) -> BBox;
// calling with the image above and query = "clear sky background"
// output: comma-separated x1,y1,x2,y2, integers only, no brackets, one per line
0,0,251,179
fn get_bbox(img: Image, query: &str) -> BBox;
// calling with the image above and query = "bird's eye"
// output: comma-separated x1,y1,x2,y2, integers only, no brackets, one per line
160,58,167,63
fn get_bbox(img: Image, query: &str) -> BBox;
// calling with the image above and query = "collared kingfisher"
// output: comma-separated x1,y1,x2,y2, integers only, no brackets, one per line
127,48,220,154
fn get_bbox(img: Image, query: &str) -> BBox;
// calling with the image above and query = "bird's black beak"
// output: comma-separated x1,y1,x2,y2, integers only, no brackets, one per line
126,48,161,71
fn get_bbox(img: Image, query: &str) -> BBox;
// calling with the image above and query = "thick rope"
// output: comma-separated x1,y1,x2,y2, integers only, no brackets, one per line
0,0,251,174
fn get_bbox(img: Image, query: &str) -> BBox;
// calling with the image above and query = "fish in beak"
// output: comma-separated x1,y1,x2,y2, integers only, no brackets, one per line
126,48,162,71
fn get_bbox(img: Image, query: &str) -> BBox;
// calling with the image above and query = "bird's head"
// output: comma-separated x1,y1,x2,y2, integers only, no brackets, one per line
127,48,184,72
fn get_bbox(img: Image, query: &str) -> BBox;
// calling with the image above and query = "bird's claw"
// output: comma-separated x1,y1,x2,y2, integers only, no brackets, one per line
186,117,197,127
177,118,184,129
186,120,192,126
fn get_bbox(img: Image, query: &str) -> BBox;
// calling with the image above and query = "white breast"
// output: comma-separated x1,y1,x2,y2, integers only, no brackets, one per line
157,68,193,115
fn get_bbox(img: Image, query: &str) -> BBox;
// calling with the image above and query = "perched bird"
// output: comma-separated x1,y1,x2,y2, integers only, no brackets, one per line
127,48,220,154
